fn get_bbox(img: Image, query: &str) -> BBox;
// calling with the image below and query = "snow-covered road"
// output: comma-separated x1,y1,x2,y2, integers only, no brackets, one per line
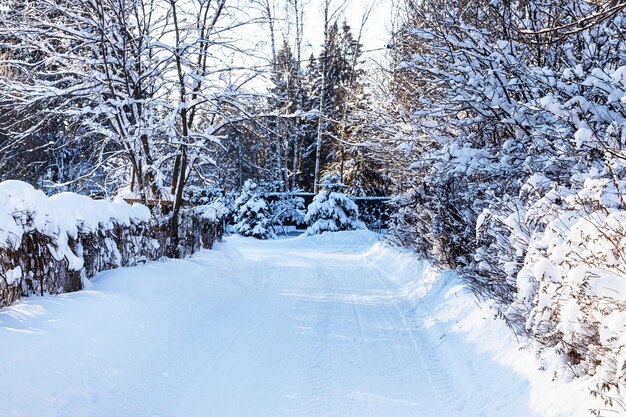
0,231,579,417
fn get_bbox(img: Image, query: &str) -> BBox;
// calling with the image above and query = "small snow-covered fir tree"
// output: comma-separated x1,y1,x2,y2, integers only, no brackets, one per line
233,180,274,239
305,174,365,235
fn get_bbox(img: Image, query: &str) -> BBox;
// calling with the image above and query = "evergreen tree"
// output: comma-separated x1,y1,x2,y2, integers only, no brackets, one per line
304,174,365,235
306,21,370,192
233,180,274,239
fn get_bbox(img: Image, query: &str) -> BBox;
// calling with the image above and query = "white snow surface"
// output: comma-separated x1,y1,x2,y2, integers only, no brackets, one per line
0,230,596,417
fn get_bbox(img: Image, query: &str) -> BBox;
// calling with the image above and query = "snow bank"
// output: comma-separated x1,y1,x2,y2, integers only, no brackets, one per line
304,229,380,247
361,239,604,416
361,241,441,299
426,280,603,417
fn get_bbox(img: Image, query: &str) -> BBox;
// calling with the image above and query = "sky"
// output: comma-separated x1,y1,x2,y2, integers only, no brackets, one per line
301,0,395,57
237,0,395,90
241,0,395,66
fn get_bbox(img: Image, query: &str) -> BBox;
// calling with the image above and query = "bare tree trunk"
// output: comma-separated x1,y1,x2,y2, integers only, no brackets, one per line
169,0,188,258
283,131,289,191
238,136,244,188
290,0,304,191
340,144,345,183
313,2,330,193
292,138,299,190
313,82,325,193
263,0,286,191
171,153,181,197
170,145,187,257
140,133,161,199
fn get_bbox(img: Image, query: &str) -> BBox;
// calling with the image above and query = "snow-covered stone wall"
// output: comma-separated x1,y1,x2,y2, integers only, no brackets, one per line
0,181,224,307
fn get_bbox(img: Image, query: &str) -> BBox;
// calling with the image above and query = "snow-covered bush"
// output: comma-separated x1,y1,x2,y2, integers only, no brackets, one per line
305,174,365,236
233,180,274,239
385,1,626,411
194,198,230,224
268,192,305,234
191,186,233,228
504,169,626,407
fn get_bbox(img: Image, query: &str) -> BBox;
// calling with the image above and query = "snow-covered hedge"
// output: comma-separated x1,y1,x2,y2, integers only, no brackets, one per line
0,181,224,307
504,174,626,405
387,1,626,412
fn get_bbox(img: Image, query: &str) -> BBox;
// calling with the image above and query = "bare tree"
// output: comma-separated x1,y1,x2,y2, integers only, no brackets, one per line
0,0,264,255
0,0,168,200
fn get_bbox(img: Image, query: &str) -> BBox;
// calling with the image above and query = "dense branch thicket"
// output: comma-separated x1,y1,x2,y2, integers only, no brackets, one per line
0,0,389,199
382,0,626,412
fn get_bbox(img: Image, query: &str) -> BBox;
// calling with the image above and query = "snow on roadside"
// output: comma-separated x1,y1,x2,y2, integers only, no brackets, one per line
0,242,254,417
302,229,380,247
361,239,603,417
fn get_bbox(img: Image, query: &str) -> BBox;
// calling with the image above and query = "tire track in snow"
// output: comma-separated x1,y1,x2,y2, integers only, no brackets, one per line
303,264,336,416
367,260,468,416
299,250,457,416
173,260,275,416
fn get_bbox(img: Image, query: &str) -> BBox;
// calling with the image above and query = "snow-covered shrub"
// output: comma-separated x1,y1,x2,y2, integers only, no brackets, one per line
233,180,274,239
305,174,365,236
386,1,626,411
194,198,230,224
185,185,220,206
471,174,557,322
504,167,626,407
268,192,305,234
191,186,233,225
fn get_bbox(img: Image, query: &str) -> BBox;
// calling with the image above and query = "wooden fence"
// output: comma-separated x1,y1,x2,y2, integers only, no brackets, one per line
0,209,223,308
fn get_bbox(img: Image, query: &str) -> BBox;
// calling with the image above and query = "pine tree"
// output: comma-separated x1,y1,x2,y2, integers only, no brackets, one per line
233,180,274,239
305,21,369,192
304,174,365,235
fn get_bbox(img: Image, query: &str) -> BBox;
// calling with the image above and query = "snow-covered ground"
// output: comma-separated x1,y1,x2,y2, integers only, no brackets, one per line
0,231,596,417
